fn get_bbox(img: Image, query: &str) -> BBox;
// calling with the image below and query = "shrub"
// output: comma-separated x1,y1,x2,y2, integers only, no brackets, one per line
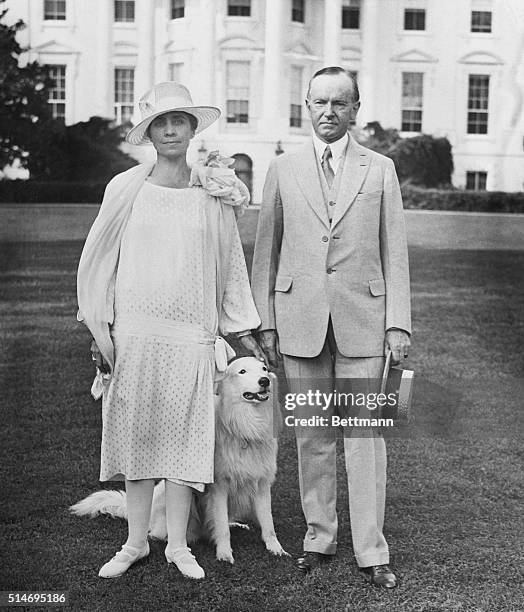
0,179,106,203
402,185,524,213
356,124,454,188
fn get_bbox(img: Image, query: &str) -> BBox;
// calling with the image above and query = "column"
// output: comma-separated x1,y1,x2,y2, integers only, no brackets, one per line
359,0,380,123
94,0,113,119
262,0,285,138
135,0,155,98
192,0,216,105
324,0,342,66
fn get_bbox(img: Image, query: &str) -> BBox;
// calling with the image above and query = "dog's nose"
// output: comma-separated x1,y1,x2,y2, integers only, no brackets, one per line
258,376,270,388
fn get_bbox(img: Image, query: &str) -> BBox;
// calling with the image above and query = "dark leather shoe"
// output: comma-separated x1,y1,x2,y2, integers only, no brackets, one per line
360,564,398,588
296,551,334,574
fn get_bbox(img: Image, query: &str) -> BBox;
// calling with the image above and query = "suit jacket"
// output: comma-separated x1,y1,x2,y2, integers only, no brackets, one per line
251,135,411,358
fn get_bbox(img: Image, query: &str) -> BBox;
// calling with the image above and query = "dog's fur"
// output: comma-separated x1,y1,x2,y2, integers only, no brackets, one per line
70,356,287,563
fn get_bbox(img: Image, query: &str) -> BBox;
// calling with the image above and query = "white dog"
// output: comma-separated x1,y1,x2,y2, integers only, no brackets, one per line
70,356,287,564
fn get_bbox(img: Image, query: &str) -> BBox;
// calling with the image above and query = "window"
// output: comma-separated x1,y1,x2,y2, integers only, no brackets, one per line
292,0,305,23
228,0,251,17
114,0,134,22
467,74,489,134
404,8,425,30
169,62,183,82
114,68,135,125
342,0,360,29
466,171,487,190
226,61,249,124
471,10,491,33
232,154,253,198
401,72,423,132
44,0,66,20
47,65,66,121
348,70,358,126
171,0,184,19
289,66,303,128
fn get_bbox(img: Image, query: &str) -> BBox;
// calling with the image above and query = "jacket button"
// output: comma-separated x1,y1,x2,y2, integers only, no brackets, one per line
329,200,336,206
327,267,333,274
322,236,328,242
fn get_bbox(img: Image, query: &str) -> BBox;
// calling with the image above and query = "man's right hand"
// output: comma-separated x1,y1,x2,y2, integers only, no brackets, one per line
258,330,281,369
90,339,110,374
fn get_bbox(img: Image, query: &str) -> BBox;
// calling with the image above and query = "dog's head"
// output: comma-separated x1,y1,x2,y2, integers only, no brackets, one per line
216,356,279,440
223,356,272,403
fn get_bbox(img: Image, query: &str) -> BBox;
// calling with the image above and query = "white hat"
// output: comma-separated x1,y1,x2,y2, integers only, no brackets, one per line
125,81,220,146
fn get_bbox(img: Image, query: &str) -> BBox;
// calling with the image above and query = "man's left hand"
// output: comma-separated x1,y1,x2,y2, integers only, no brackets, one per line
385,329,410,365
238,333,268,366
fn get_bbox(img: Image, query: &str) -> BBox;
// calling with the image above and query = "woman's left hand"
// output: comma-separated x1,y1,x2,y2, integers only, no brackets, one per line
90,339,110,374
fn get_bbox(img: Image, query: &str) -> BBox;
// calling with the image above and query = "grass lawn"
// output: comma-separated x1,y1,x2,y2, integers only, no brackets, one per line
1,239,523,612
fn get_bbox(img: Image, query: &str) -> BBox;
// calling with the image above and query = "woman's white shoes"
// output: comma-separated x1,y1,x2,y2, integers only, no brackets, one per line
98,542,150,578
98,542,204,579
165,546,205,579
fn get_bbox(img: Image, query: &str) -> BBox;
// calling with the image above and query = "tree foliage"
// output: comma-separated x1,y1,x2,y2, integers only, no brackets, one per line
355,122,454,188
29,117,137,181
0,3,53,170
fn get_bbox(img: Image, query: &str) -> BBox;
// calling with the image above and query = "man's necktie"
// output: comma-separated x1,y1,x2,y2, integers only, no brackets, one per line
321,146,335,188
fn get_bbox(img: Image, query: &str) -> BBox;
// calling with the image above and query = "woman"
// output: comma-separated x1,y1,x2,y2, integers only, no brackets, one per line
77,82,263,579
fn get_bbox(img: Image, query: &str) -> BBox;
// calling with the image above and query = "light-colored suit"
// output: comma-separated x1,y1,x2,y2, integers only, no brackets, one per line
252,135,411,356
251,135,411,566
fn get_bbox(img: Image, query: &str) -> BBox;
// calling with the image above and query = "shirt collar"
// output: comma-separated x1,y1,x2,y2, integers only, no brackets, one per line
312,131,349,169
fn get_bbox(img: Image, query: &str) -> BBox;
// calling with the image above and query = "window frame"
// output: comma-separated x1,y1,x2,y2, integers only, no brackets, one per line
465,171,487,191
114,0,135,23
291,0,305,24
114,67,135,125
401,71,424,133
471,10,492,33
168,62,184,82
227,0,251,17
289,65,303,129
43,0,67,21
342,0,360,30
170,0,185,20
467,74,490,135
403,8,426,31
226,61,250,126
46,64,67,122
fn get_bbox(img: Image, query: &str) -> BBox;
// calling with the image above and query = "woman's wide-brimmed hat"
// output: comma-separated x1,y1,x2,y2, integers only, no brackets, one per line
125,81,220,146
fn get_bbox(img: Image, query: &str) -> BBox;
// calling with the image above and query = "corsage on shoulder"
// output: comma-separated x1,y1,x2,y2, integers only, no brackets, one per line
189,151,250,216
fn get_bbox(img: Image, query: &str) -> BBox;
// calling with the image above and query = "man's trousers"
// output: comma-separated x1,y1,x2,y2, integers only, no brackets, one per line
283,324,389,567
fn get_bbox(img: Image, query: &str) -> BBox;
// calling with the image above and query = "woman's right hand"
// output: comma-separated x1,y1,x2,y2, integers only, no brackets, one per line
90,339,110,374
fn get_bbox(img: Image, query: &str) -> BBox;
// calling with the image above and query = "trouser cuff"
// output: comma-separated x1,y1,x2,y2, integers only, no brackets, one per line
356,551,390,568
303,539,337,555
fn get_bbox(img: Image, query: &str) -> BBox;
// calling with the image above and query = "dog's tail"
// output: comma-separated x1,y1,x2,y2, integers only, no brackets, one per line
69,490,127,520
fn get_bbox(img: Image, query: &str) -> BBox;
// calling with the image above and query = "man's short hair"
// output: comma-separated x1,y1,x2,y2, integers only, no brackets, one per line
306,66,360,103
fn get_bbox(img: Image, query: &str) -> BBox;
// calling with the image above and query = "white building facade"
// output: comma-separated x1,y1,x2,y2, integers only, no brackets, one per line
7,0,524,200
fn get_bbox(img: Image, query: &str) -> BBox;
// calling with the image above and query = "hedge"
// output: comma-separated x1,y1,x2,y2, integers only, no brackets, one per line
1,180,524,213
401,185,524,213
0,180,106,203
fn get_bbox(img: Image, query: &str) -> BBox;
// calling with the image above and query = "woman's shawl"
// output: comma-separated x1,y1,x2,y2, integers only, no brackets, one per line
77,161,249,374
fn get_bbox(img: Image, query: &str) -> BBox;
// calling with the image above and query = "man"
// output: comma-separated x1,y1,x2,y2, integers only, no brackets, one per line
251,67,411,588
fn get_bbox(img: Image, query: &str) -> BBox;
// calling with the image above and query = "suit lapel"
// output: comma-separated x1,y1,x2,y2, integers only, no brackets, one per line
290,140,330,229
331,137,371,230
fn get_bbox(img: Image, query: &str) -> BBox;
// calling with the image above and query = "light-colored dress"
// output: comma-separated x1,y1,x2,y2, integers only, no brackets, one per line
99,181,260,488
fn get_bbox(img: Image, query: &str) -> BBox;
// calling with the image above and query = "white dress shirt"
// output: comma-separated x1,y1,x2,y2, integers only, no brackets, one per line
312,131,349,174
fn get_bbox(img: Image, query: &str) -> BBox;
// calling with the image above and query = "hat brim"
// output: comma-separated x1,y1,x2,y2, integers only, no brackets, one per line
125,105,221,146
